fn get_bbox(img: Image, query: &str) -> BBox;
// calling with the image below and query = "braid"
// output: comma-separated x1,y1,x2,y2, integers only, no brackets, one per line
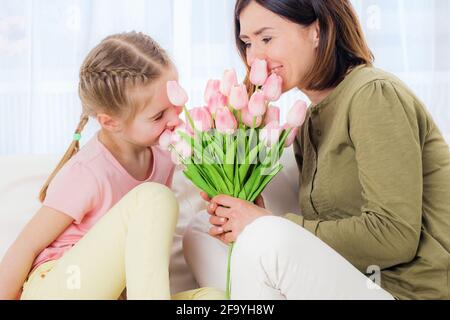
38,114,90,203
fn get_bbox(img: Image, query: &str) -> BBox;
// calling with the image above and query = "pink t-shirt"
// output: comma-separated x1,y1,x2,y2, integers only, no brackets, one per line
32,132,175,271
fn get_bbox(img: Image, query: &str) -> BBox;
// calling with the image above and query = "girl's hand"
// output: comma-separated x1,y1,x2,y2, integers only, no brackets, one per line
200,192,271,245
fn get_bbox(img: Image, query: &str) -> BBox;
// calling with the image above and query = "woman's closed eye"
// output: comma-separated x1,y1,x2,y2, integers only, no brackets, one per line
244,37,272,49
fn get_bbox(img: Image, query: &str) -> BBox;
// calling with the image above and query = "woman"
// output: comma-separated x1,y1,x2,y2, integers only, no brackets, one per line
184,0,450,300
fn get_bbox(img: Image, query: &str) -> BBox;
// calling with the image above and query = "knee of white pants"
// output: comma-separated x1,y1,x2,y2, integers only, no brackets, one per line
182,218,198,258
233,216,305,260
183,211,214,264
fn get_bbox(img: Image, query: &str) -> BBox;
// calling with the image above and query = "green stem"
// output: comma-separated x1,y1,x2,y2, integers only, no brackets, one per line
226,242,234,300
247,117,257,154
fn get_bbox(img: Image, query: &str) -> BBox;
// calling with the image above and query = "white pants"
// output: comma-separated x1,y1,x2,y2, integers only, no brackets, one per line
183,212,394,300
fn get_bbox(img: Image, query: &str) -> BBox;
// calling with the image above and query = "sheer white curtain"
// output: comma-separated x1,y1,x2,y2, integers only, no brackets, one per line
0,0,449,155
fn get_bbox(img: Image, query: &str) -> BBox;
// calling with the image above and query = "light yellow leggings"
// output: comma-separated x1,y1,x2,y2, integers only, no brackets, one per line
21,182,224,300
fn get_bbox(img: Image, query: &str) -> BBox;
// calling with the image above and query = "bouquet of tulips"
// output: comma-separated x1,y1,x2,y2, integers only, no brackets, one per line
160,59,307,299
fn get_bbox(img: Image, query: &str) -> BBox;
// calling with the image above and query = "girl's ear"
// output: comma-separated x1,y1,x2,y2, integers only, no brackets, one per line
97,113,122,132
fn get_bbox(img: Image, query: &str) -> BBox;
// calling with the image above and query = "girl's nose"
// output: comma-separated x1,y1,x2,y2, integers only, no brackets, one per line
174,106,183,115
166,107,182,129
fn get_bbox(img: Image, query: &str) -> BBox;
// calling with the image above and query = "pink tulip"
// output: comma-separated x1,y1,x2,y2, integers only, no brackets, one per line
259,121,281,147
220,69,238,97
171,122,191,145
174,140,193,158
159,129,173,150
204,79,221,104
241,107,262,128
248,91,267,117
263,73,282,101
287,100,308,127
229,84,249,110
282,124,299,148
250,59,268,86
170,150,182,165
167,81,188,107
264,105,280,125
185,107,213,134
207,92,228,116
215,107,238,134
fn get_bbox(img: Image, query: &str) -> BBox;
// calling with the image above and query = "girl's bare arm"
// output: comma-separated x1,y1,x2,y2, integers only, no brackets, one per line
0,206,74,300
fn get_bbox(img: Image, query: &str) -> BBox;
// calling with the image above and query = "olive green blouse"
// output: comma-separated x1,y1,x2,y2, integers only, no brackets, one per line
285,65,450,299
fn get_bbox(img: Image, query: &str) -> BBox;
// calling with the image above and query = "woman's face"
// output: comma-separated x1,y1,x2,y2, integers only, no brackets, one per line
239,1,319,92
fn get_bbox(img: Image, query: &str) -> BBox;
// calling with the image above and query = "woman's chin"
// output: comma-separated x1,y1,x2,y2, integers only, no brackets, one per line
282,83,296,93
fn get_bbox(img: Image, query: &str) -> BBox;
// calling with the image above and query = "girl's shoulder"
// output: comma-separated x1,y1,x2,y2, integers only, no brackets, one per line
66,133,118,176
52,135,106,191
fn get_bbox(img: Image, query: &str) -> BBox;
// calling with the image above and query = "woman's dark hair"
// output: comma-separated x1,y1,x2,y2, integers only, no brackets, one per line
234,0,374,91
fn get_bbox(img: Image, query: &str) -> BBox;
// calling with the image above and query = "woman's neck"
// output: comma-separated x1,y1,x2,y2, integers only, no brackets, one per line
301,87,335,106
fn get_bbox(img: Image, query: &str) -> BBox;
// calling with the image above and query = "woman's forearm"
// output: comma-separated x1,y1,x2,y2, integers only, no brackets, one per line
0,242,36,300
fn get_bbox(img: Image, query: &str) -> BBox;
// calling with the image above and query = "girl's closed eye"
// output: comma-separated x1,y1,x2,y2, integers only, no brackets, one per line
150,110,165,121
262,37,272,44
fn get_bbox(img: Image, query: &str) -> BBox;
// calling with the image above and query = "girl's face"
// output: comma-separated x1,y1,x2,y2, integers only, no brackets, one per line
119,69,182,147
239,1,319,92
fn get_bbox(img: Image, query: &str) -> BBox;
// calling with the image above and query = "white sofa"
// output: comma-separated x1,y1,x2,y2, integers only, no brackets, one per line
0,147,299,295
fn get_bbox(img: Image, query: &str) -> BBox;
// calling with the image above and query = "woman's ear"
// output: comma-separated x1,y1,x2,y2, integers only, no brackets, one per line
311,20,320,49
97,113,122,133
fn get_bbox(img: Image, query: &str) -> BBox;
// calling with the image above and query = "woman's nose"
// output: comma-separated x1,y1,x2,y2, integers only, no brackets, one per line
247,44,266,66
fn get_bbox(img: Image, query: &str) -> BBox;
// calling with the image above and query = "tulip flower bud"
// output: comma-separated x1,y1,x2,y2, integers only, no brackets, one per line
241,107,262,128
204,79,221,104
262,73,282,101
159,129,173,150
167,81,188,107
186,107,213,134
248,91,267,117
282,124,299,148
174,140,193,158
287,100,308,127
264,105,280,125
215,107,238,134
229,84,249,110
220,69,238,97
207,92,228,116
250,59,268,86
259,121,281,147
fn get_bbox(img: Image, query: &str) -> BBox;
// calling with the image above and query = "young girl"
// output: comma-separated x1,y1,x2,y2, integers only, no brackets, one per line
0,31,223,300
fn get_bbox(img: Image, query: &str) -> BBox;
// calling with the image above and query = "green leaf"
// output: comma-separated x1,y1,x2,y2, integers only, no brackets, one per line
238,165,262,200
183,167,216,197
223,135,235,182
203,164,232,195
248,164,283,202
